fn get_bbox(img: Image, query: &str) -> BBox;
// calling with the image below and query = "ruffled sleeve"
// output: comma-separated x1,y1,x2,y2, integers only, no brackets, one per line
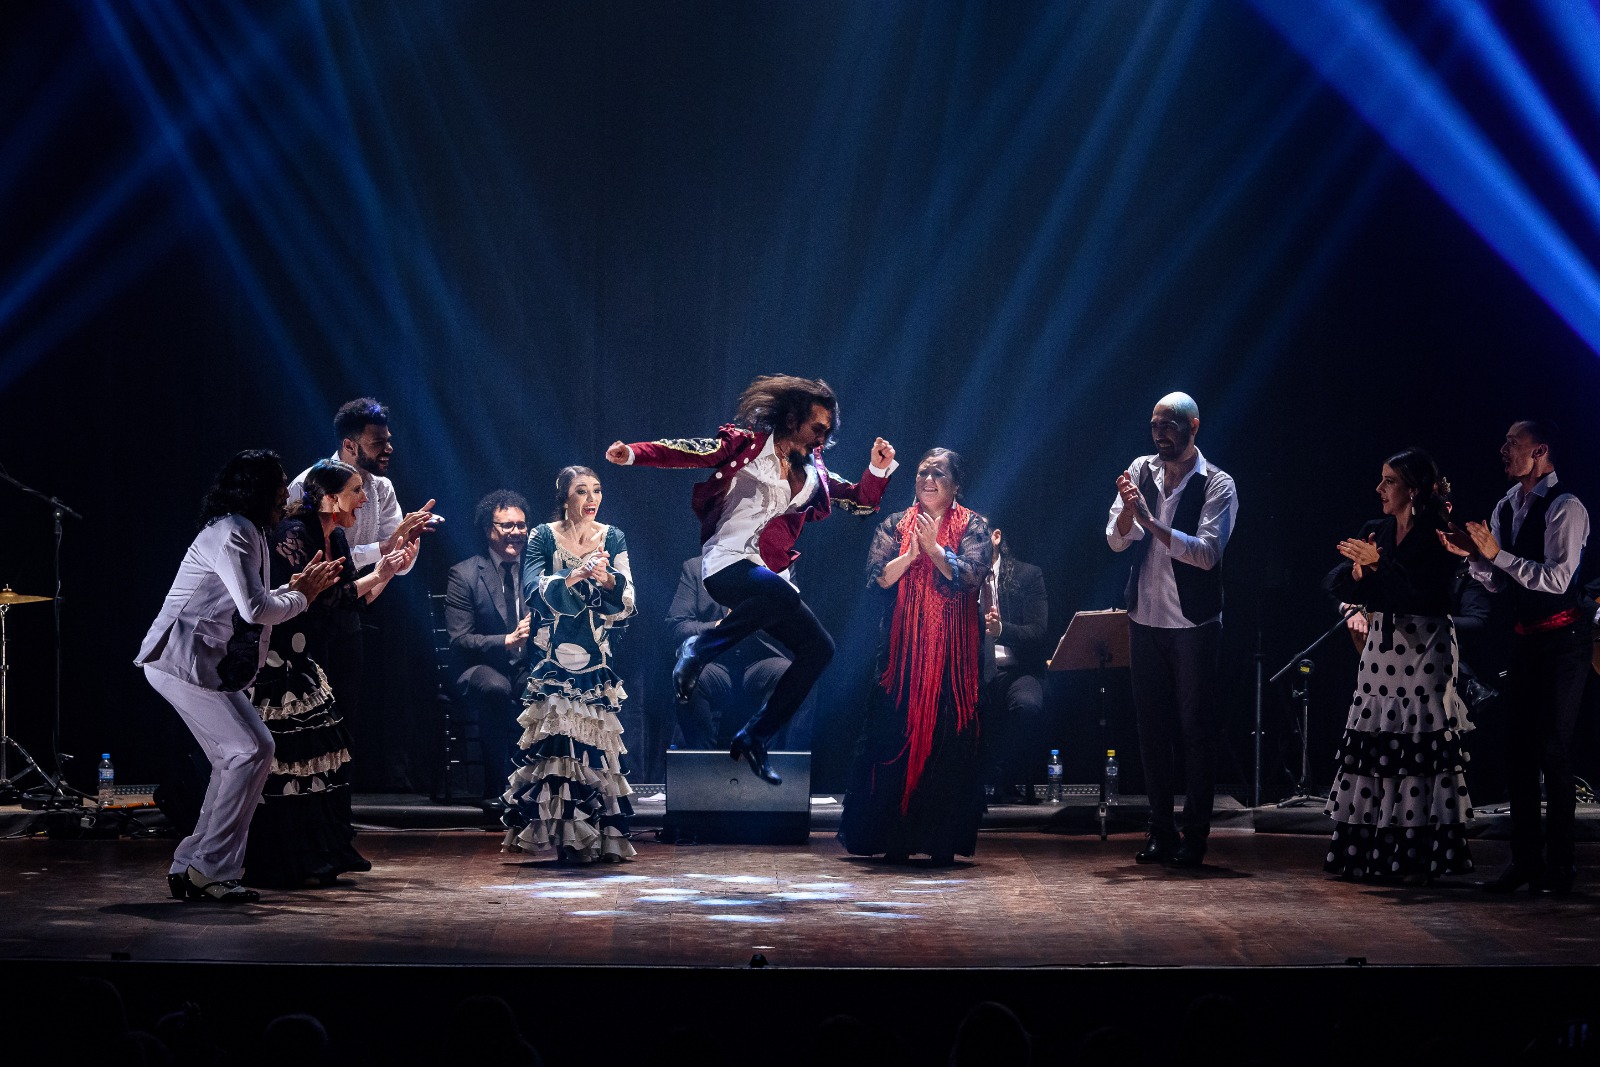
597,525,636,631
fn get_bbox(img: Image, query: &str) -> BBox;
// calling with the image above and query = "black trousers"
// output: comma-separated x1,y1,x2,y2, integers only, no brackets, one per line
979,668,1047,786
700,560,835,743
1129,620,1221,839
676,652,808,749
1504,618,1591,869
457,664,528,798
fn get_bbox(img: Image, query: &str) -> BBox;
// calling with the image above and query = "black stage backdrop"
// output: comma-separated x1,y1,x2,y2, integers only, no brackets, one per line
0,1,1596,798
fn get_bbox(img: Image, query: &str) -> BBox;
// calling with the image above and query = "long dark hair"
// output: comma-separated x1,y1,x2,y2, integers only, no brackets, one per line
1385,447,1451,531
733,374,839,447
992,524,1018,596
289,460,360,521
197,450,286,532
552,465,598,521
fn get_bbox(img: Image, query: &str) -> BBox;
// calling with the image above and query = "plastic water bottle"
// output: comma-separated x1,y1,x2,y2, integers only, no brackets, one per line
1104,749,1120,806
97,754,115,808
1046,749,1063,803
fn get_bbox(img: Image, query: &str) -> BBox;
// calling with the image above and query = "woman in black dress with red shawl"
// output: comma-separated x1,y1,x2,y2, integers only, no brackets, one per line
840,448,992,866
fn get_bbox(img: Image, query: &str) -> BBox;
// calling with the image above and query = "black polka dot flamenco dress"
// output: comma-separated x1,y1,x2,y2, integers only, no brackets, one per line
1321,517,1474,882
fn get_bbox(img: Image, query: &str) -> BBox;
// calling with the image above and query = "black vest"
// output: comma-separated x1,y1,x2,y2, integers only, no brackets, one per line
1496,480,1582,626
1123,465,1223,625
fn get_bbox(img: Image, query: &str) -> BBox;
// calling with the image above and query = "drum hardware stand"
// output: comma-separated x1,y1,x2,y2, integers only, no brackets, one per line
1272,605,1362,808
0,588,74,807
0,465,84,809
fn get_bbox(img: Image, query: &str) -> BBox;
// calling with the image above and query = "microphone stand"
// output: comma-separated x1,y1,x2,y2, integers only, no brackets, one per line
0,468,85,808
1271,605,1362,808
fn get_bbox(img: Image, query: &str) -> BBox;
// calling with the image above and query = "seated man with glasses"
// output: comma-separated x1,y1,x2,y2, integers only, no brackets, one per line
445,490,533,802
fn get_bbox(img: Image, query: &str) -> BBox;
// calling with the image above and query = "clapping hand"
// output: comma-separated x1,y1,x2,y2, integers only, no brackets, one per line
1336,534,1380,568
375,542,413,581
1463,520,1499,561
288,550,343,601
914,511,942,557
1116,471,1153,526
567,550,614,589
985,608,1003,637
1438,524,1473,558
388,500,440,550
1337,533,1380,580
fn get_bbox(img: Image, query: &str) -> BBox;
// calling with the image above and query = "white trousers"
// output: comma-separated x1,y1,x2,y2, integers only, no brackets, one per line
143,665,273,881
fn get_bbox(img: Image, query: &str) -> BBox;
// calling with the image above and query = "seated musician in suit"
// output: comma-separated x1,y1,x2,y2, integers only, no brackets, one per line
445,490,532,799
979,527,1050,804
665,555,814,751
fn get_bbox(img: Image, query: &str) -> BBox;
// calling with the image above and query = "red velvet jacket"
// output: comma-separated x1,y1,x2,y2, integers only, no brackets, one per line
626,424,892,573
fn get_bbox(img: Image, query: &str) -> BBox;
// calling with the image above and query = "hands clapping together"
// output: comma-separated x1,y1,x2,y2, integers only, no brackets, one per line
1115,471,1155,528
288,551,344,602
565,550,616,590
384,499,442,554
1437,520,1498,562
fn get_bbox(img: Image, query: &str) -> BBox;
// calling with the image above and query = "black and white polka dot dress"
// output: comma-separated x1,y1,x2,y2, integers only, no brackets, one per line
1324,611,1474,880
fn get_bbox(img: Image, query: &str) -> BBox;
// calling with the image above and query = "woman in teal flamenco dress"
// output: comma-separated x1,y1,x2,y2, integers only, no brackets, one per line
502,465,637,863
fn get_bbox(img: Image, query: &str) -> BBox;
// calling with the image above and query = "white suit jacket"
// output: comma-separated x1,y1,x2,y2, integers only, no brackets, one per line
135,514,308,689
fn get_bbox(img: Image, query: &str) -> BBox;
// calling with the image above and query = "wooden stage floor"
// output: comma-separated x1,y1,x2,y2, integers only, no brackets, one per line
4,827,1600,969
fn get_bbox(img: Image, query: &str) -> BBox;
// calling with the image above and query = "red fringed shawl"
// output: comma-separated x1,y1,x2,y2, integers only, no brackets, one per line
878,503,981,813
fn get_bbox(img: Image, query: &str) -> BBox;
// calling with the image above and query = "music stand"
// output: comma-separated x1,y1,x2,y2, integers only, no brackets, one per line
1050,609,1130,841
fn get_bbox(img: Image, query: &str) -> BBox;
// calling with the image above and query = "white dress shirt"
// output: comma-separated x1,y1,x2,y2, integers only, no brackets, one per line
1105,450,1238,628
983,558,1015,667
700,435,820,583
289,454,414,573
1468,470,1589,595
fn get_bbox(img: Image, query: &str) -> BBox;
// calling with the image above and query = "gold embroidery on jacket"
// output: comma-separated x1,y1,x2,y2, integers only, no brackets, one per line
654,437,721,456
828,471,880,514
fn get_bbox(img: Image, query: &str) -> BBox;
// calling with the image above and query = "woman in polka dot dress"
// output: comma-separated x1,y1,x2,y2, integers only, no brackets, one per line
244,460,414,888
1322,447,1474,882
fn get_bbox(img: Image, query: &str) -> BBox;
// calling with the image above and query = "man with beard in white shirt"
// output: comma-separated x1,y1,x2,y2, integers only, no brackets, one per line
1107,391,1239,869
290,397,438,788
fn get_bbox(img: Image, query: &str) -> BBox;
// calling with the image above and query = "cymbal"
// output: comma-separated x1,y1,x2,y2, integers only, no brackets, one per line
0,586,52,606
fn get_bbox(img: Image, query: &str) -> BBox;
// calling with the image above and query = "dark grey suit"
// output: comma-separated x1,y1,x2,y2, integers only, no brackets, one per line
445,553,529,796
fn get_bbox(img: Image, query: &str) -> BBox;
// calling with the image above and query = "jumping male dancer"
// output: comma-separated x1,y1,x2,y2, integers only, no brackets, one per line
607,374,896,784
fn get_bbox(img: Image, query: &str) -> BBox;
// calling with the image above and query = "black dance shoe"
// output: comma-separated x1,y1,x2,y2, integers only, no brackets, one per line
1540,865,1578,897
672,636,704,704
1481,863,1543,894
1170,836,1208,869
730,729,781,785
1134,834,1177,865
167,873,188,901
180,866,261,904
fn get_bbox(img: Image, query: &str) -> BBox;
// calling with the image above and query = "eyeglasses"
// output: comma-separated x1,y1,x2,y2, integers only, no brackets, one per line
491,522,529,533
